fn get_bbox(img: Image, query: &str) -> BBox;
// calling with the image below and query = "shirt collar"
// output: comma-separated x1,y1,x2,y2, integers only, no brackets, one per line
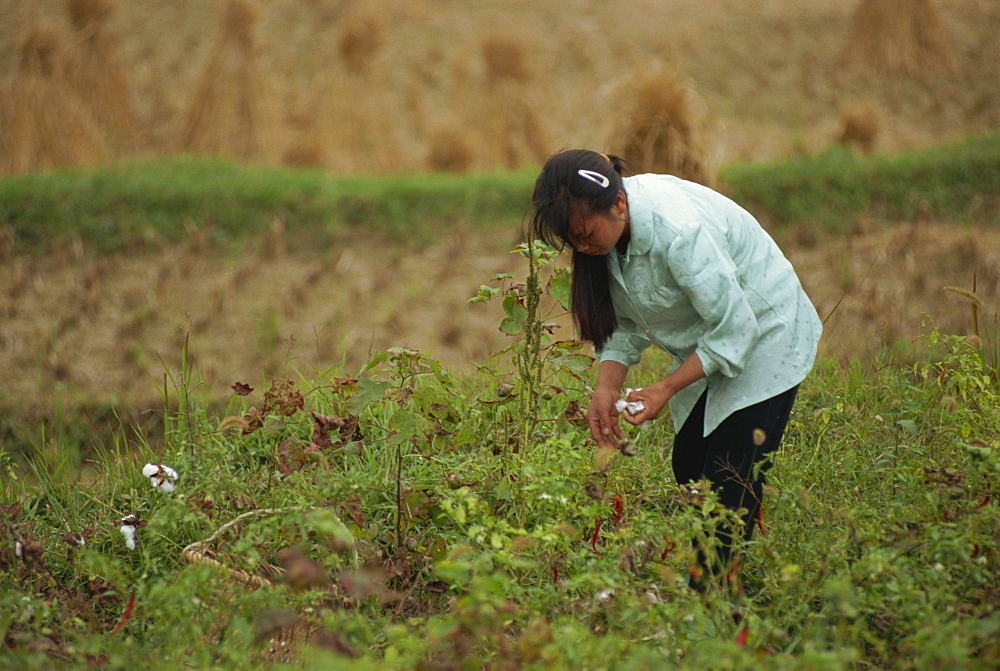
619,176,654,260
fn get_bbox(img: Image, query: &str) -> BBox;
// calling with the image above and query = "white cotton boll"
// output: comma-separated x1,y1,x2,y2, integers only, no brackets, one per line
120,525,136,550
144,463,178,492
616,398,645,414
625,401,645,415
616,388,645,416
596,589,615,602
14,541,23,558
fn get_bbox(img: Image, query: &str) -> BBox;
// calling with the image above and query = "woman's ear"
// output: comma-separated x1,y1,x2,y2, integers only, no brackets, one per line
613,189,628,216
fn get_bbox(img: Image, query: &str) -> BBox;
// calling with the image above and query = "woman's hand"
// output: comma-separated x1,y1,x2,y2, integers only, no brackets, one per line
621,381,672,425
587,387,624,450
622,352,707,425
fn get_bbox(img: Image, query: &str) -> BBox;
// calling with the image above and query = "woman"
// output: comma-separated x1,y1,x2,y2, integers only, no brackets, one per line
528,149,822,585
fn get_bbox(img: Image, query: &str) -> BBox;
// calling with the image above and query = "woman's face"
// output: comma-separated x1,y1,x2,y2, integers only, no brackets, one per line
567,190,629,256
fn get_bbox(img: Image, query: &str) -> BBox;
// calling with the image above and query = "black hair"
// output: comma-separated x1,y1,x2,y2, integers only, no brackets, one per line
527,149,629,351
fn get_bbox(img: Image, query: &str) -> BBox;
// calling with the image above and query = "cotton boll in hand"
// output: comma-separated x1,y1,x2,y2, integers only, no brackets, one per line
615,388,647,429
614,398,646,416
615,387,646,416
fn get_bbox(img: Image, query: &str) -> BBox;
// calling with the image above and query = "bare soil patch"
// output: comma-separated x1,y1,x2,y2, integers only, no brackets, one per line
2,221,997,434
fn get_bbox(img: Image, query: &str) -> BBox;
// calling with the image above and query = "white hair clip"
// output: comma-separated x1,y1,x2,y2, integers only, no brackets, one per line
577,169,610,188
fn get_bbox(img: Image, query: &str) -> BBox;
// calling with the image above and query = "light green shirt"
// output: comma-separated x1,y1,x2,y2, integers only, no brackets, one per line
597,174,823,436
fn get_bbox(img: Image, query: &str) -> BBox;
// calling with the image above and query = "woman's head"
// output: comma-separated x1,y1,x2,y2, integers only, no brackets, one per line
528,149,627,252
527,149,629,350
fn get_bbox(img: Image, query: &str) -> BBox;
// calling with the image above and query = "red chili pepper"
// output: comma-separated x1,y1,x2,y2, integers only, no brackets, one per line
110,592,135,636
552,565,559,584
612,494,623,524
726,556,740,584
756,506,768,539
976,494,990,508
735,626,749,647
660,535,675,560
590,517,603,555
970,543,980,558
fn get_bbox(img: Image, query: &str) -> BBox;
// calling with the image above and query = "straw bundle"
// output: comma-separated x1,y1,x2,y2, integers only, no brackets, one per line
176,0,281,162
338,11,385,76
425,119,475,172
838,99,881,154
605,60,714,186
308,10,405,172
0,22,107,175
62,0,143,149
466,33,550,170
841,0,958,75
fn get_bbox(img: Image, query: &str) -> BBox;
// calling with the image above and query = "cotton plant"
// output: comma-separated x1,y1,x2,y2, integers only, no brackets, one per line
142,463,178,493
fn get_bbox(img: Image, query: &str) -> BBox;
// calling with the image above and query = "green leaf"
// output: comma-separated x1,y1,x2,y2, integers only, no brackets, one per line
547,267,572,311
499,317,522,335
360,351,388,373
502,294,527,321
347,379,391,414
468,285,500,304
389,410,425,441
896,419,917,436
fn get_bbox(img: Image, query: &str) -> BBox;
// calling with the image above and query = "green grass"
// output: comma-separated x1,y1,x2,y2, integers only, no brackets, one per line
2,271,998,669
1,133,997,255
0,157,537,253
2,136,999,667
720,132,1000,230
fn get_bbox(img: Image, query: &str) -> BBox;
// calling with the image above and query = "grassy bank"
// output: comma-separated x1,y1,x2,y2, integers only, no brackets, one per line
0,159,537,253
720,132,1000,230
1,133,998,255
1,316,998,669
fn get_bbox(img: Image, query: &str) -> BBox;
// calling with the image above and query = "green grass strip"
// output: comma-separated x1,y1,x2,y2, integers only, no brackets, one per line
720,131,1000,230
1,133,997,254
0,157,537,253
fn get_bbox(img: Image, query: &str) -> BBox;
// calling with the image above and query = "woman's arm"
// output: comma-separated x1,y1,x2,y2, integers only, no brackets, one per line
622,352,705,425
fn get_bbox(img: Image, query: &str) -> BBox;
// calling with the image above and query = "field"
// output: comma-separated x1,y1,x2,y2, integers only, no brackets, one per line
1,0,999,669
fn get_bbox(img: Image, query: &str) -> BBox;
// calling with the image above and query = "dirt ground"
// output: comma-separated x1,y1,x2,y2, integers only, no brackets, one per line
1,219,997,426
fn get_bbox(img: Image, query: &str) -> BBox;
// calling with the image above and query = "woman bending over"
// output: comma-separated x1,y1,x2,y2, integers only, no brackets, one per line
528,149,822,586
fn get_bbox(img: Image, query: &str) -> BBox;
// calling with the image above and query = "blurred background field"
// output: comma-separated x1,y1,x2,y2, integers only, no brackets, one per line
0,0,998,454
2,0,998,171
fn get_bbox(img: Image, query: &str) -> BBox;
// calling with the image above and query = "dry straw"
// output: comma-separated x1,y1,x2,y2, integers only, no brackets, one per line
180,506,346,664
841,0,958,76
62,0,144,151
425,119,475,173
605,60,715,186
838,99,881,154
0,21,107,175
338,11,384,76
176,0,281,162
305,9,405,173
458,33,550,170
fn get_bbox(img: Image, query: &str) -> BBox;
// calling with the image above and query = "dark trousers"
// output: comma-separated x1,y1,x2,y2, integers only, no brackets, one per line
672,385,799,582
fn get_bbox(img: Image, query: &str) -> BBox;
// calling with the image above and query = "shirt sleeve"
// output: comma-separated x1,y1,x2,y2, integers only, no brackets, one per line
667,224,761,378
596,313,651,368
